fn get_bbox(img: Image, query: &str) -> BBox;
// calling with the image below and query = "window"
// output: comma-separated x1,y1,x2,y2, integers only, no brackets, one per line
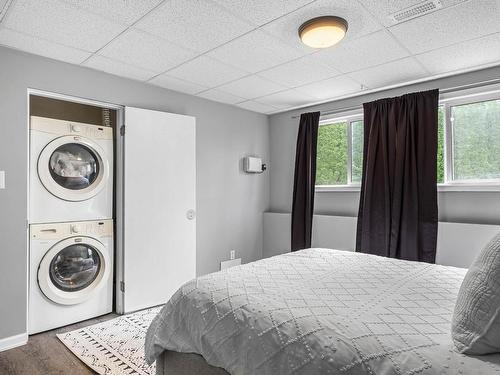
449,99,500,181
316,92,500,190
316,116,363,187
351,120,364,183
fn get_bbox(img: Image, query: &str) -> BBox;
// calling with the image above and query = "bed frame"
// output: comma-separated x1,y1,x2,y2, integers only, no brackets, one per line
156,350,229,375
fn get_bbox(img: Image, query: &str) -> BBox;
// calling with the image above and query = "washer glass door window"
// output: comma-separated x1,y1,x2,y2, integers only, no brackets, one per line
50,243,101,292
38,135,109,201
38,237,110,305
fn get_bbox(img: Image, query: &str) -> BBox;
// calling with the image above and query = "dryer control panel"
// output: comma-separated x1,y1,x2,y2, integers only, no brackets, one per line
31,219,113,240
30,116,113,140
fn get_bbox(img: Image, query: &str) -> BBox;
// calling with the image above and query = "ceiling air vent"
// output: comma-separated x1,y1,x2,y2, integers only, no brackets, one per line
389,0,443,24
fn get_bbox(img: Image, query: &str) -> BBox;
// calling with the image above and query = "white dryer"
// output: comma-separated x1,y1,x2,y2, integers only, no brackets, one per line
29,220,113,334
29,116,113,224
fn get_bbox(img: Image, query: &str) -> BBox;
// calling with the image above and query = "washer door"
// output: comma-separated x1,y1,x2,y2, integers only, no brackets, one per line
38,135,109,202
38,237,110,305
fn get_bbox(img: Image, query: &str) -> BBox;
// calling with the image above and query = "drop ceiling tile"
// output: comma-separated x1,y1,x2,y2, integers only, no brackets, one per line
3,0,126,52
0,27,91,64
61,0,163,25
262,0,381,53
389,0,500,54
135,0,254,53
98,28,198,74
165,55,248,87
314,30,409,73
236,100,278,114
258,53,340,88
83,55,156,81
149,74,207,95
256,89,316,109
360,0,469,27
295,74,361,101
212,0,315,26
197,88,245,105
349,57,428,89
207,29,305,74
217,75,286,99
415,33,500,75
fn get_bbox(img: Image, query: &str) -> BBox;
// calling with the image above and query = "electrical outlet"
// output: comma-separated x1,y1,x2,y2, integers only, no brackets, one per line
230,250,235,260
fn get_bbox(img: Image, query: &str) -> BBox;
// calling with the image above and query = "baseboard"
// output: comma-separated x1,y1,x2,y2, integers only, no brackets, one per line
0,332,28,352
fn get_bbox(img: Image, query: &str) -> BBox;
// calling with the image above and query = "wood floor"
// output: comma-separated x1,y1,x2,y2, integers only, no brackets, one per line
0,314,117,375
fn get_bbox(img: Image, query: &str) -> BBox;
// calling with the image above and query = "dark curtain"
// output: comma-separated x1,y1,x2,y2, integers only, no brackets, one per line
291,112,320,251
356,89,439,263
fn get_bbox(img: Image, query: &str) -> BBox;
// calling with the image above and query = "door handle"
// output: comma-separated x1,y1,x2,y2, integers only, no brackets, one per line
186,209,196,220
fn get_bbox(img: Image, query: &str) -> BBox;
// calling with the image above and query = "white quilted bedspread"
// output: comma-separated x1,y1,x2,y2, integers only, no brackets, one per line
145,249,500,374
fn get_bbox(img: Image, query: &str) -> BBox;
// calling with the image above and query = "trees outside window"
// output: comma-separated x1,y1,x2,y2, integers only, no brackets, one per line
316,118,362,186
451,99,500,181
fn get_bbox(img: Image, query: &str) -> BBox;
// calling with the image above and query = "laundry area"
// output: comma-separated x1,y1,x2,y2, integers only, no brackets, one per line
27,92,196,334
28,95,117,334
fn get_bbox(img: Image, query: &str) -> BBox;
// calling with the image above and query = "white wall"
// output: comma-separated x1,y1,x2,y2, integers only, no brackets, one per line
268,66,500,225
263,213,500,268
0,46,270,343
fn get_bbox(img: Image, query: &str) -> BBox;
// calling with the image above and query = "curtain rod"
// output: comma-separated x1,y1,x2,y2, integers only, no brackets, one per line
290,77,500,119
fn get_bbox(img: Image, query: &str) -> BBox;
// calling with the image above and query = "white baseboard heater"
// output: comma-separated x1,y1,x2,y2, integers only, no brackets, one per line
263,212,500,269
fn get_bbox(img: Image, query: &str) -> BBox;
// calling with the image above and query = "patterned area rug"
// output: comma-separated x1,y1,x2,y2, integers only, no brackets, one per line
57,306,162,375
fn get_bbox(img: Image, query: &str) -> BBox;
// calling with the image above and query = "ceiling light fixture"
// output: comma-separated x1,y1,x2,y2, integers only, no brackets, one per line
299,16,348,49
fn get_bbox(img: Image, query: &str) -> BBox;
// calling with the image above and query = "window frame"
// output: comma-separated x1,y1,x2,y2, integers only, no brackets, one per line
440,91,500,190
316,90,500,192
316,111,363,192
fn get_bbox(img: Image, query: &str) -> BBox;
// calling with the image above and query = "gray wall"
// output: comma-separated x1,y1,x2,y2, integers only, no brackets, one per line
269,66,500,225
0,46,270,340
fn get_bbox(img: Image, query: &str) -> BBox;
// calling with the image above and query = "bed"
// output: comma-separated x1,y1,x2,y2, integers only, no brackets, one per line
145,248,500,374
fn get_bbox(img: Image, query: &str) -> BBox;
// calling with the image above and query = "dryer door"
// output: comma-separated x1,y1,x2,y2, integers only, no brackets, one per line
38,237,110,305
38,135,109,201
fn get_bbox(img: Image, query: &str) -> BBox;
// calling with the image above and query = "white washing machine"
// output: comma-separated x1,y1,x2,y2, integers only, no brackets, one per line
29,220,113,334
29,116,114,224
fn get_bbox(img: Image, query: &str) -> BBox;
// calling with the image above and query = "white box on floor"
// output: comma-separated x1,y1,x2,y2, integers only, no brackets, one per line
220,258,241,270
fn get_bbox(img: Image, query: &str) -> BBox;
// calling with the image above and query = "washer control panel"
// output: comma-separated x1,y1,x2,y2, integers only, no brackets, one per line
31,219,113,240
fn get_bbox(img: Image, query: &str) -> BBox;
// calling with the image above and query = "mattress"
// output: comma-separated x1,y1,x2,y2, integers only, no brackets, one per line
145,248,500,374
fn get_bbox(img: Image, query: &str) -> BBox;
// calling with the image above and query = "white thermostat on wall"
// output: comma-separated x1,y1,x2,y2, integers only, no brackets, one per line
243,157,266,173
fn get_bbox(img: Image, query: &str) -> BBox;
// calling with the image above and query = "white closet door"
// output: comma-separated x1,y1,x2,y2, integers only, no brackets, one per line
119,106,196,313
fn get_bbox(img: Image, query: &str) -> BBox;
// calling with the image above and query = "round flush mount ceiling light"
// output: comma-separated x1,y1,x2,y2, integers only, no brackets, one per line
299,16,348,48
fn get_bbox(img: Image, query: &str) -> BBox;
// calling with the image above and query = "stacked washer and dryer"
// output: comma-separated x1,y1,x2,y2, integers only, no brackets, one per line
28,115,114,334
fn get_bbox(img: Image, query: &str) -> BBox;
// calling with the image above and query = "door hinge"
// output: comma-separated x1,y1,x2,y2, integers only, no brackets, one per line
120,125,125,136
120,281,125,292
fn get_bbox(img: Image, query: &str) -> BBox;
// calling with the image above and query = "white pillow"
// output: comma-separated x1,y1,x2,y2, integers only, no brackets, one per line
452,232,500,354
